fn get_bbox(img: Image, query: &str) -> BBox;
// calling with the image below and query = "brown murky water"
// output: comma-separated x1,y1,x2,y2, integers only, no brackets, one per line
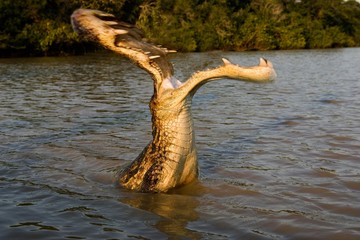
0,49,359,239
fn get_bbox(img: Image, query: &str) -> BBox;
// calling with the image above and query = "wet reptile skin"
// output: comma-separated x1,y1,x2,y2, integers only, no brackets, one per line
71,9,276,192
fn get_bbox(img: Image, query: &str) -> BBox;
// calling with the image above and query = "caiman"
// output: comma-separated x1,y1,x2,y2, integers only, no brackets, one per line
71,9,277,192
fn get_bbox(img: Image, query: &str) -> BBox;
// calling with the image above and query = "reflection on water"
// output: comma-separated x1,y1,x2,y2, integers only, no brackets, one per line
0,49,360,239
122,188,201,239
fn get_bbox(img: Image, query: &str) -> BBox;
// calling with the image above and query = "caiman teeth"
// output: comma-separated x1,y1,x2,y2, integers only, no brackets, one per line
105,21,119,25
114,29,129,34
149,55,160,59
72,8,276,193
222,58,231,65
97,12,114,17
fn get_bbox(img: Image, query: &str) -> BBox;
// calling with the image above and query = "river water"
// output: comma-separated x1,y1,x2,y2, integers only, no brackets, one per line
0,49,359,239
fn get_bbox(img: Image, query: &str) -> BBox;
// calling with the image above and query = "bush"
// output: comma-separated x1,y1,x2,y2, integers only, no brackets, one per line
0,0,359,56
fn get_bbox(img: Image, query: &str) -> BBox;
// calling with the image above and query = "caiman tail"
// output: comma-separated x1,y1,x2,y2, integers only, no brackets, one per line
71,9,277,192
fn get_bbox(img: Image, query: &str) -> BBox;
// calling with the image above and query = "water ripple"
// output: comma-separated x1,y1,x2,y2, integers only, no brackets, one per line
1,49,360,239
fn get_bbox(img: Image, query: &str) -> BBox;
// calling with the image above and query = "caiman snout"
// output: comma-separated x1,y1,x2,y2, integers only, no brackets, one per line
71,8,276,192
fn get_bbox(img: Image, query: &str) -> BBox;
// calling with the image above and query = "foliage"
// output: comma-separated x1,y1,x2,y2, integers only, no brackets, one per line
0,0,360,56
0,0,137,56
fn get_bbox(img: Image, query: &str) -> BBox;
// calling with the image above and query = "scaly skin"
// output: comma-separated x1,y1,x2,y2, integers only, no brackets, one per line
71,9,277,192
118,96,197,192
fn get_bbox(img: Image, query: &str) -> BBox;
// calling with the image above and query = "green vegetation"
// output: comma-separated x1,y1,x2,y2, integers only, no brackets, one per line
1,0,360,57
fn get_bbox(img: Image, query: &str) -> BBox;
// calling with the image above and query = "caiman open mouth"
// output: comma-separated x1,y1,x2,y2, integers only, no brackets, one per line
71,8,276,193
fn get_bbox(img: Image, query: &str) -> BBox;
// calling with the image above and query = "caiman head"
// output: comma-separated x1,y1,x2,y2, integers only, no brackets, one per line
71,9,276,107
71,8,277,193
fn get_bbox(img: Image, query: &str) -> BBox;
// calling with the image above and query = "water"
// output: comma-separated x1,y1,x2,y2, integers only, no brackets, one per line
0,49,359,239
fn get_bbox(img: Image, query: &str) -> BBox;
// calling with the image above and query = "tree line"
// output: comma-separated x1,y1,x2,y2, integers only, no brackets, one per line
1,0,360,57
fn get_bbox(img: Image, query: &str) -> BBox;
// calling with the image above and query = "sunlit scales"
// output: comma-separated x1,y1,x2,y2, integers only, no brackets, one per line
71,8,276,192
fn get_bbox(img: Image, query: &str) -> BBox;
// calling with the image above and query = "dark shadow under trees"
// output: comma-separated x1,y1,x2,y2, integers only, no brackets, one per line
1,0,359,57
